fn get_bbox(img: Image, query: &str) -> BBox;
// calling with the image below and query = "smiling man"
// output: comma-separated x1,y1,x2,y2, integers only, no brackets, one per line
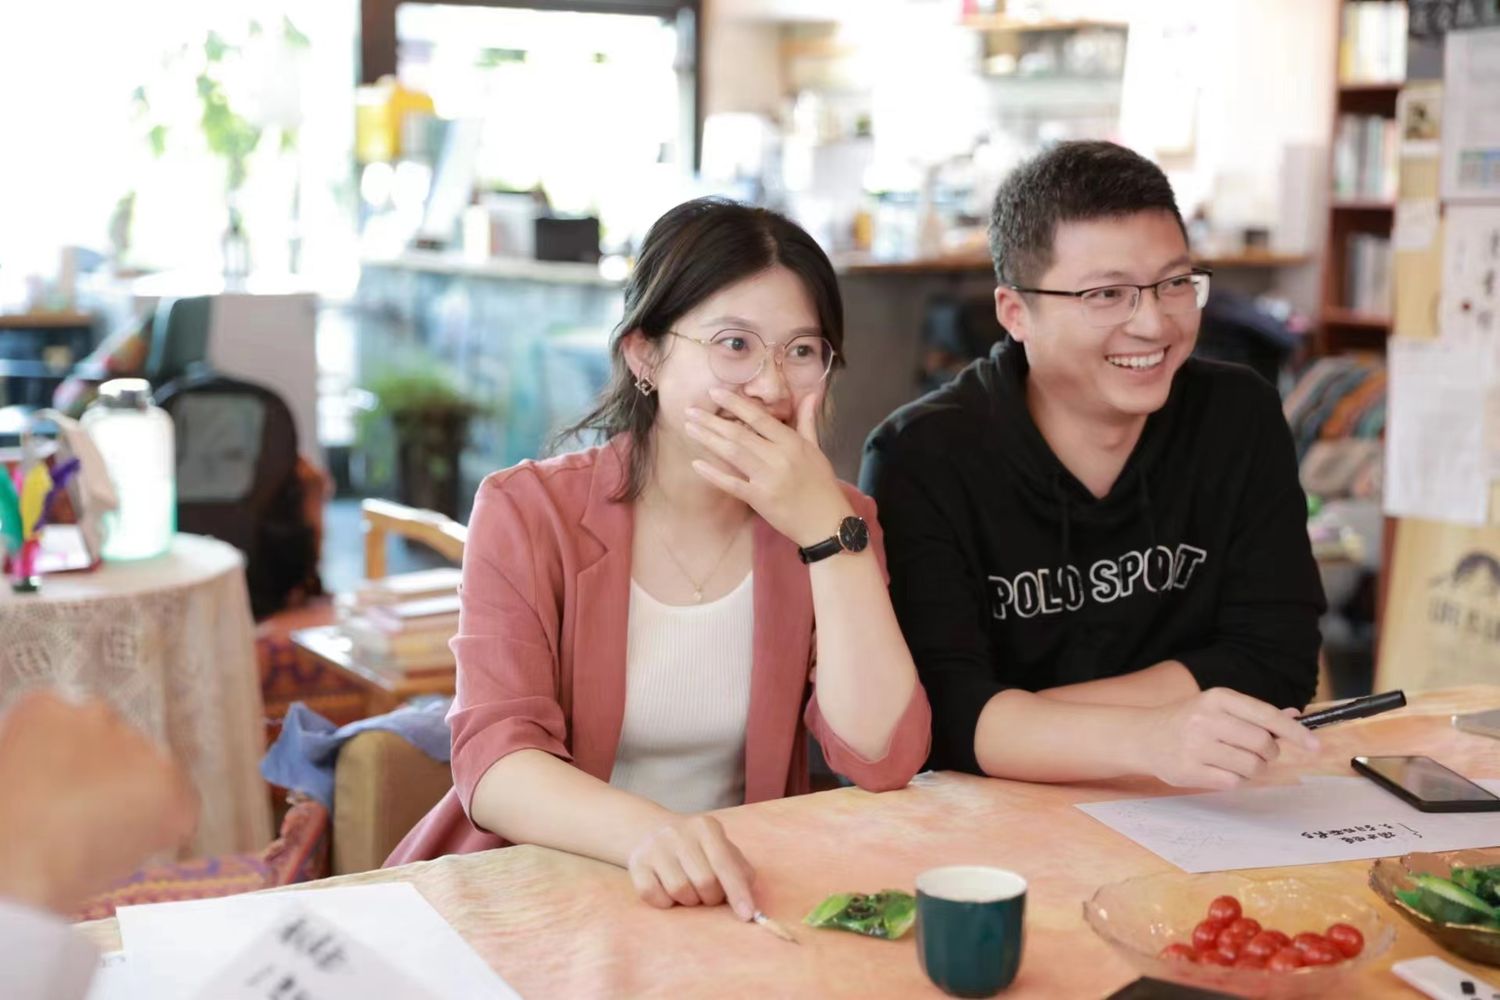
860,141,1326,790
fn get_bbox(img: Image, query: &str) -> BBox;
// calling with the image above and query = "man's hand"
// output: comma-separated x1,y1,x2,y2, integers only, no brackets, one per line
0,690,199,913
1131,687,1319,790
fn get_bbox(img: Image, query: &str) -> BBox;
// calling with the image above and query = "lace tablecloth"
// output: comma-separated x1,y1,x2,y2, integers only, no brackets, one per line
0,534,272,857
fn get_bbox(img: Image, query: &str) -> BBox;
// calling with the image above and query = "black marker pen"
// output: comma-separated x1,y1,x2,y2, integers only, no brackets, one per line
1296,690,1407,730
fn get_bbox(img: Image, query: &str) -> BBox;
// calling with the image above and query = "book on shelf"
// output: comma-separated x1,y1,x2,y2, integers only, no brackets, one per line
1338,1,1407,84
1344,233,1393,317
1333,115,1398,201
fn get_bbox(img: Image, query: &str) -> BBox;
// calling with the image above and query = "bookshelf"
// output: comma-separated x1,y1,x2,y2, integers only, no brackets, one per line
1317,0,1406,356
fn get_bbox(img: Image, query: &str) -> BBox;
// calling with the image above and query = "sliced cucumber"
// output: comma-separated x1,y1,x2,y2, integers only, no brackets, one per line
1397,874,1500,927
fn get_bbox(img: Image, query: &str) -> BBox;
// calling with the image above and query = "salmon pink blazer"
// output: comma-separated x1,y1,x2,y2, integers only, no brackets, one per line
386,439,930,865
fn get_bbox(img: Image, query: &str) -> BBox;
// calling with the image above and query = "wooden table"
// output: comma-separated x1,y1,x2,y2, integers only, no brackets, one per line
290,624,455,716
78,687,1500,997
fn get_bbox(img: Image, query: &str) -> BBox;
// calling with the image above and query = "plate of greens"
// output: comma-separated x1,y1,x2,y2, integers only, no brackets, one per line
1369,848,1500,966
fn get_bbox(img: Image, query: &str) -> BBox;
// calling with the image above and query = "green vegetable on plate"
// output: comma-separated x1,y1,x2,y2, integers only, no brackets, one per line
1451,865,1500,908
1395,871,1500,928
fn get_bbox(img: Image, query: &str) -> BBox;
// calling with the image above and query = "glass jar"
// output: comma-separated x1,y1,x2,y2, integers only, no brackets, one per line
81,378,176,561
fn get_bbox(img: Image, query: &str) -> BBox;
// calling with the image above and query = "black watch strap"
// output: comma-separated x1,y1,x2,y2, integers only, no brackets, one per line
797,535,843,565
797,515,869,565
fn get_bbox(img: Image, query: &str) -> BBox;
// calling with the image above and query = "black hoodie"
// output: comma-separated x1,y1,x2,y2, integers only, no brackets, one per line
860,342,1325,775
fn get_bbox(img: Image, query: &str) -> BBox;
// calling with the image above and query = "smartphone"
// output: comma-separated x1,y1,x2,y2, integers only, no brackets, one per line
1351,755,1500,813
1453,708,1500,741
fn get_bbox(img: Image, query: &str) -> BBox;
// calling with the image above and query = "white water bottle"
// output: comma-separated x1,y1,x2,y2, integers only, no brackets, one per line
82,378,176,560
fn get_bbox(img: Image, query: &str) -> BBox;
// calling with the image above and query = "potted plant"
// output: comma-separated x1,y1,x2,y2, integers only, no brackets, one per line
130,18,308,278
359,365,488,519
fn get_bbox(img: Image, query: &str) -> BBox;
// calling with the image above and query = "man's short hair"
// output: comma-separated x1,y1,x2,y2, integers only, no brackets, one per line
988,140,1186,287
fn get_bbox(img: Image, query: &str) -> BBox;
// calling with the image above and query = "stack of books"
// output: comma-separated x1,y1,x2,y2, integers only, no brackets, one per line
339,567,462,674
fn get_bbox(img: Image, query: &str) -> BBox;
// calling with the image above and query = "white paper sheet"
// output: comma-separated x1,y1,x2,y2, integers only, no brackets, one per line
84,952,136,1000
1076,778,1500,873
116,883,519,1000
192,906,438,1000
1393,199,1440,252
1441,27,1500,201
1385,337,1492,525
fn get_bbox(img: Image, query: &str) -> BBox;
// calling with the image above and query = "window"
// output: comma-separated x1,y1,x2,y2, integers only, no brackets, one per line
386,1,699,250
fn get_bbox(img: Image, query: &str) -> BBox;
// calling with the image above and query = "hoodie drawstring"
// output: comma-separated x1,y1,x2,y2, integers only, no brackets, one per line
1052,471,1074,570
1139,472,1158,551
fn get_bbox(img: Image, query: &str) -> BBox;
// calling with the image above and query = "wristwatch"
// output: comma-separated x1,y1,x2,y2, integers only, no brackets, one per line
797,515,869,564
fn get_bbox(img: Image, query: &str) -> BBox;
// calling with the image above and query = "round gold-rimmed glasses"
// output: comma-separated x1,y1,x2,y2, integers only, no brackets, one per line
667,328,836,389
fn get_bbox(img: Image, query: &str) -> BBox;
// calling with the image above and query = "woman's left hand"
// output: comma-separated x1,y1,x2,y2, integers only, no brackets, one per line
684,387,852,547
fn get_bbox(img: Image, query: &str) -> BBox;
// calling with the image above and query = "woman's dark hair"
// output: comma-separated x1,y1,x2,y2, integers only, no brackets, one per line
558,197,845,501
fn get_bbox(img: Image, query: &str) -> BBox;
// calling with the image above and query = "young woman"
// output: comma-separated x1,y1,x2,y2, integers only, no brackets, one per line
387,197,929,922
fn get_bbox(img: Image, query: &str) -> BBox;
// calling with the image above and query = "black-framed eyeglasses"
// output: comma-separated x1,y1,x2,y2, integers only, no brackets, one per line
667,329,836,389
1008,268,1213,328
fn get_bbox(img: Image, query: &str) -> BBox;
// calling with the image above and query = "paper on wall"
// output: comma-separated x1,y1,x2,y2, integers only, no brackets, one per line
1399,81,1443,160
1394,199,1440,252
1441,27,1500,201
1385,337,1491,525
1438,204,1500,347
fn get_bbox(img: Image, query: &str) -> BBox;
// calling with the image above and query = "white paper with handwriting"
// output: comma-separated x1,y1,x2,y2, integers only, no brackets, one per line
116,883,518,1000
1076,777,1500,872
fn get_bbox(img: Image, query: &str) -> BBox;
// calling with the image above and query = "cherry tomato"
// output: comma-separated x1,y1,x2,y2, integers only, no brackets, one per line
1234,953,1267,969
1206,895,1242,924
1299,941,1342,966
1258,929,1291,951
1267,947,1305,972
1199,949,1234,966
1191,919,1223,952
1160,943,1198,962
1325,923,1365,958
1243,930,1287,960
1223,917,1262,943
1292,931,1329,953
1214,927,1244,960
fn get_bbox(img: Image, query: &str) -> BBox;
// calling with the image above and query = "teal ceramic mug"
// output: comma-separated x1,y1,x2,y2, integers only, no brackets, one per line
916,865,1027,998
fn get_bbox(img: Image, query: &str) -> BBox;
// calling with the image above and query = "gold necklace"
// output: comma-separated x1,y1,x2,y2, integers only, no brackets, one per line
648,508,751,603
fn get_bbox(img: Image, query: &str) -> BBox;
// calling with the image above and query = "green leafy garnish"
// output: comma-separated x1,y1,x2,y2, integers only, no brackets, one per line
1451,865,1500,907
804,890,916,940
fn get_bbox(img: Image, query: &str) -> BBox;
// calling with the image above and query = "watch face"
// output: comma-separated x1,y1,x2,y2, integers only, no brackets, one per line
839,515,869,552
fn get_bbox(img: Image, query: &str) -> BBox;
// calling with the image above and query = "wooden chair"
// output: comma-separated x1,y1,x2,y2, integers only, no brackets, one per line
333,729,453,874
360,497,467,579
331,499,465,873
